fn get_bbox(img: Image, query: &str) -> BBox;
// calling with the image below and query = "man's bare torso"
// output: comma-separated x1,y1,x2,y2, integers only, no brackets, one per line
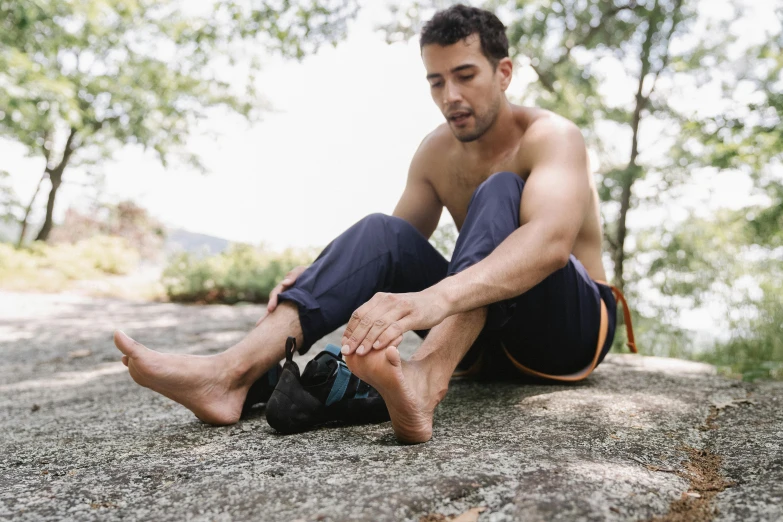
420,105,607,282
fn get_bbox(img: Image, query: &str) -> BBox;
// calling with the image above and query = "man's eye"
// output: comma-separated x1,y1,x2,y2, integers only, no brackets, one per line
460,75,474,81
430,82,443,88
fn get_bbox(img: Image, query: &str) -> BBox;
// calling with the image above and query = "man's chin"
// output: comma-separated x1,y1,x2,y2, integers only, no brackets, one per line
451,128,481,143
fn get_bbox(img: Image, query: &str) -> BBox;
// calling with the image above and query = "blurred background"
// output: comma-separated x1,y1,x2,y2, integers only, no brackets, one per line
1,0,780,380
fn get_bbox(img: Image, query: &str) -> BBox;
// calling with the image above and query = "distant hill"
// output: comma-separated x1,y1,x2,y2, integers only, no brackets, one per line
1,220,234,257
164,228,233,256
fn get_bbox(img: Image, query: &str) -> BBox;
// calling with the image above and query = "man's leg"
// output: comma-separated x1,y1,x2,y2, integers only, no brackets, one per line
114,213,448,425
114,301,302,425
346,172,525,443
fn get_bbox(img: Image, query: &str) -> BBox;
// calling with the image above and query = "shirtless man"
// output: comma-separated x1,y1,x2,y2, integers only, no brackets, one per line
114,5,630,444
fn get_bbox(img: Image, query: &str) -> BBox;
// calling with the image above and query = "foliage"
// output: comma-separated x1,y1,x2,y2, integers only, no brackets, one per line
162,244,317,304
0,235,139,291
429,221,457,259
700,278,783,381
50,201,165,259
0,170,20,225
0,0,358,242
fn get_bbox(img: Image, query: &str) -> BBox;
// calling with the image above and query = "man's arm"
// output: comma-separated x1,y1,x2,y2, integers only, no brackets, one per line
392,138,443,239
434,120,591,315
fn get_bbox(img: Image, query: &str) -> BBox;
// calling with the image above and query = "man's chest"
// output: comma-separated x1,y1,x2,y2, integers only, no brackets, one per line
434,153,528,230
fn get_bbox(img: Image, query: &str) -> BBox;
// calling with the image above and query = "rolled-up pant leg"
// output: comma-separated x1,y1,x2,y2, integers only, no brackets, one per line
448,172,617,376
277,213,449,354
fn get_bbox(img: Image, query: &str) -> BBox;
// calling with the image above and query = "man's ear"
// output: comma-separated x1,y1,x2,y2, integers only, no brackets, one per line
497,57,513,91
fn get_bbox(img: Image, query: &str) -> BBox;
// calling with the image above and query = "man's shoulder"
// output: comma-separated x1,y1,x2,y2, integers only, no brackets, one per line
418,123,454,154
409,124,453,174
517,108,586,168
519,107,582,145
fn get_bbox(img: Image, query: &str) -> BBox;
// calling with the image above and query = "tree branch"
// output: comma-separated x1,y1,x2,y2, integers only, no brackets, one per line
41,128,52,169
645,0,684,99
531,63,556,93
51,127,78,178
557,2,640,66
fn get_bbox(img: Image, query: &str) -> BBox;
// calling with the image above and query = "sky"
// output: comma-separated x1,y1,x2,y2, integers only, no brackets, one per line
2,0,779,251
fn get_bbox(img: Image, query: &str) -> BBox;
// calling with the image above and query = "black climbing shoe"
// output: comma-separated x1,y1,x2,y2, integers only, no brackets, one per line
266,337,390,433
241,363,282,417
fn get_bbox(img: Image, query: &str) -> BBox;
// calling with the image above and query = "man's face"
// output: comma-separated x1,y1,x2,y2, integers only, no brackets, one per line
422,34,509,142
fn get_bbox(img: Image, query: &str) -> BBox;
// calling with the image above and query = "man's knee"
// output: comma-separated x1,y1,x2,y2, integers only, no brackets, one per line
476,171,525,198
359,212,395,229
357,213,418,238
464,172,525,217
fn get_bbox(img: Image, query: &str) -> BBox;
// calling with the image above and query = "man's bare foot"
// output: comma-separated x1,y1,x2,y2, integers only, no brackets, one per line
113,330,247,425
344,347,445,444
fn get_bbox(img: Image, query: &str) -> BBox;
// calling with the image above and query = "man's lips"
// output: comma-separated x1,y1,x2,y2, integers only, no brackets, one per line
448,111,472,123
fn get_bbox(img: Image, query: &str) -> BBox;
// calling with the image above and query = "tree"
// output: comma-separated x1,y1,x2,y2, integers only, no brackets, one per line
0,0,359,243
639,7,782,373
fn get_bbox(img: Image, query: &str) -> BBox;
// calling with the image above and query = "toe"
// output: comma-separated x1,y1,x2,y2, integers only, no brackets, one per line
114,330,144,357
385,346,402,367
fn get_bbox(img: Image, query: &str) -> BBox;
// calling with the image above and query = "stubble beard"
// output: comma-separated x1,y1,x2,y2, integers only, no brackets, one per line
451,95,502,143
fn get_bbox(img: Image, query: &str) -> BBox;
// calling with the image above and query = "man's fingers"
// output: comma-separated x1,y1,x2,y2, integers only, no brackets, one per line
267,286,281,313
376,334,403,351
357,311,406,355
372,319,408,351
341,295,385,354
345,310,377,355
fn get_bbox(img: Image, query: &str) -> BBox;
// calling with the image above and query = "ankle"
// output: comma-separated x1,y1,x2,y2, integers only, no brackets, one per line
408,357,449,404
215,351,257,389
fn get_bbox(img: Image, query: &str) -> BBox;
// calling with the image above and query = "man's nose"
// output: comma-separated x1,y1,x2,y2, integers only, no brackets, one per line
443,81,462,105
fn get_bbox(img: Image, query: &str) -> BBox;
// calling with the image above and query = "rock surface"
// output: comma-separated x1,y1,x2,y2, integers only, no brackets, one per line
0,291,780,522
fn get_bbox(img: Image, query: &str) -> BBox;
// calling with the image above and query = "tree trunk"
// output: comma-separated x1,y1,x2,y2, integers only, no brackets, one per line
34,172,62,241
17,171,48,247
611,5,659,293
33,128,77,242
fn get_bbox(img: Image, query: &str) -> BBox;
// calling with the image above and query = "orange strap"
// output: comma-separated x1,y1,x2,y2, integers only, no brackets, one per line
455,282,638,383
502,298,609,382
596,281,637,354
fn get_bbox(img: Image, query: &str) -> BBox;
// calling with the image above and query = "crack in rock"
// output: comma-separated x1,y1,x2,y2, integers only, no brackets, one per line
647,398,755,522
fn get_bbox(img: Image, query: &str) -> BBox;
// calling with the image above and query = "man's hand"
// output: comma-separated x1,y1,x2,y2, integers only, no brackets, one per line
257,265,308,325
340,287,451,356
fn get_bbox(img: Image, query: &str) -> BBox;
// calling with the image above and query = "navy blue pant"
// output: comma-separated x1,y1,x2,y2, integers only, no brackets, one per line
279,172,617,377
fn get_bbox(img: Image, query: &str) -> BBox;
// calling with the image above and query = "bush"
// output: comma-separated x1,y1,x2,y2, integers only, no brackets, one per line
698,281,783,381
162,244,317,304
49,201,165,260
0,235,140,291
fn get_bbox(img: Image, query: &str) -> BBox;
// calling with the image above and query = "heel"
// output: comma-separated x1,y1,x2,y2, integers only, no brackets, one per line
266,370,323,434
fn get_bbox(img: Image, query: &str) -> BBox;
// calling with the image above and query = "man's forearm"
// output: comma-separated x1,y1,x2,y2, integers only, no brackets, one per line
432,222,570,317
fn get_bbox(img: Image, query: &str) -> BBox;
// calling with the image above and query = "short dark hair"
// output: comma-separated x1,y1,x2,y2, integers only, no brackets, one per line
419,5,509,67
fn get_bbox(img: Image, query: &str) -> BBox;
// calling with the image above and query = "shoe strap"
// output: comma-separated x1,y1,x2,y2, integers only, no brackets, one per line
284,336,298,363
325,362,352,406
323,343,343,359
266,364,280,386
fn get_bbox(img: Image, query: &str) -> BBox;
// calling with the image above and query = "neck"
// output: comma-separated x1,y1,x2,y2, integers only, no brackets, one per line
458,98,520,159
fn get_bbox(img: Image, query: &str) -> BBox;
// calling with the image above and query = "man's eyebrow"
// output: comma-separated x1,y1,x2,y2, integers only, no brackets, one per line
426,63,479,80
451,64,478,74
